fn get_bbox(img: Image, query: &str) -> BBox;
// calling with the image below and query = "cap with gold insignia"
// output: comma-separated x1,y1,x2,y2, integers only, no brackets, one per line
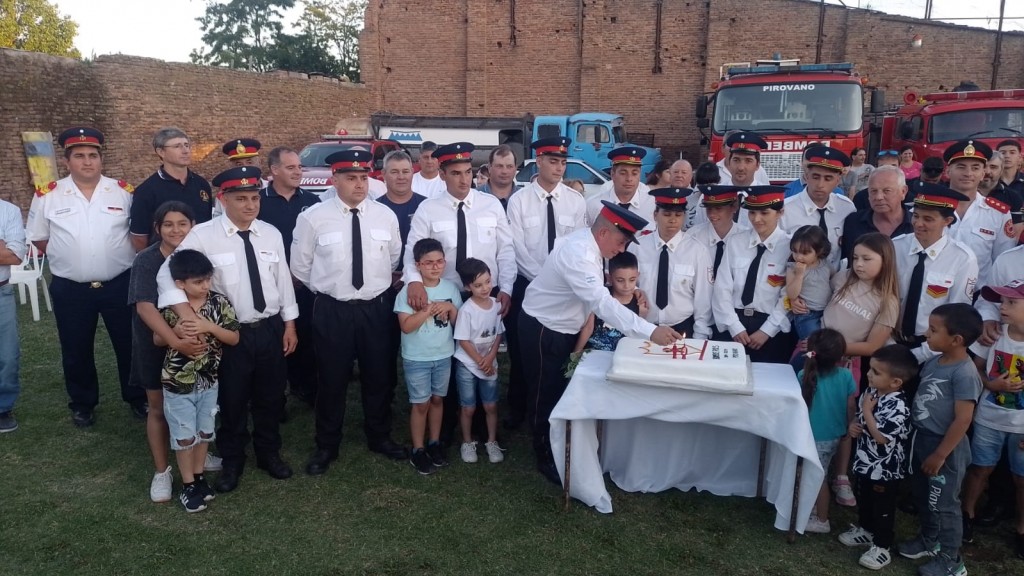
649,187,692,210
911,182,970,212
804,145,851,172
324,149,372,173
742,185,788,209
943,139,992,164
433,142,475,167
725,131,767,155
221,138,262,161
58,127,104,149
212,166,263,192
598,200,649,245
531,137,572,158
698,185,742,207
607,146,647,166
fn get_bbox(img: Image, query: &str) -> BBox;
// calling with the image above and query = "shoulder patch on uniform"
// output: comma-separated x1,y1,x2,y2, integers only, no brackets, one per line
985,195,1009,214
35,181,57,197
117,180,135,194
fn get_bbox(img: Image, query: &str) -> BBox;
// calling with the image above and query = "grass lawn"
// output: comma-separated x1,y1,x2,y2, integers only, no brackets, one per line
1,303,1020,575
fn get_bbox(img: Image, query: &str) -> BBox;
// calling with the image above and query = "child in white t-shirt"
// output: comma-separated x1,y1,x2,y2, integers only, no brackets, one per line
453,258,505,464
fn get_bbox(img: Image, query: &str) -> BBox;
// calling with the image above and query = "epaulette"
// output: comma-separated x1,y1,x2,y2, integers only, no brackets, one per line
34,181,57,198
985,195,1009,214
117,180,135,194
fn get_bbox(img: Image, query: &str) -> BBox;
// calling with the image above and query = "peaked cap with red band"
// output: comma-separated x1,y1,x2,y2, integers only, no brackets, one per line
598,200,649,245
698,185,742,207
943,139,992,164
58,127,104,149
212,166,263,192
741,186,788,209
803,144,850,172
910,182,969,211
607,146,647,166
648,187,692,209
432,142,475,167
981,280,1024,303
725,131,767,155
325,149,372,173
221,138,262,160
531,136,572,158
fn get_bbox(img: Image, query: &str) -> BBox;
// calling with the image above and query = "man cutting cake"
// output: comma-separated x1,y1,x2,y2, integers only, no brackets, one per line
518,201,682,485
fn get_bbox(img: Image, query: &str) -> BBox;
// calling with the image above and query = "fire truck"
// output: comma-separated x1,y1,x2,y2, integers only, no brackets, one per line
696,58,871,183
877,88,1024,161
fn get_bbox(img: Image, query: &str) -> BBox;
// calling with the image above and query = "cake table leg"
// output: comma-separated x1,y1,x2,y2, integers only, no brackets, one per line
563,419,573,512
787,458,804,544
757,437,767,498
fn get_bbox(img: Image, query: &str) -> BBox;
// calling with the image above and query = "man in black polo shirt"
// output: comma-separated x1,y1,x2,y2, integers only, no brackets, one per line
130,127,213,251
841,165,913,262
258,147,321,405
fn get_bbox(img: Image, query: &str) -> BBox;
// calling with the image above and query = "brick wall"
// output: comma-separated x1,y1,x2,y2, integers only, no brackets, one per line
361,0,1024,161
0,49,370,212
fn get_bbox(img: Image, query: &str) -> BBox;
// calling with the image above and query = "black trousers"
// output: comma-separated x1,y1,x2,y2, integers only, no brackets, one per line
50,271,143,412
856,475,900,549
503,275,531,420
728,310,796,365
519,310,578,461
671,316,695,338
217,316,288,468
286,284,318,399
312,293,397,452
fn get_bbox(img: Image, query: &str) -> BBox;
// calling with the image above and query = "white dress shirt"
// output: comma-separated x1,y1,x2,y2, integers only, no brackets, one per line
781,190,856,268
411,172,447,199
586,186,657,227
290,196,401,300
0,199,27,283
507,181,587,280
976,245,1024,322
717,158,771,186
893,232,978,338
712,225,792,337
636,230,714,338
522,227,657,337
402,189,516,294
26,175,135,282
157,215,298,323
950,193,1017,286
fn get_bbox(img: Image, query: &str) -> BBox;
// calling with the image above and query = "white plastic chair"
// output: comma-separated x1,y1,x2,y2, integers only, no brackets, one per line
9,244,52,322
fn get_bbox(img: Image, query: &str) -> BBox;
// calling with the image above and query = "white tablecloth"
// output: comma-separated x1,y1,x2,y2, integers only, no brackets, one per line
549,351,825,532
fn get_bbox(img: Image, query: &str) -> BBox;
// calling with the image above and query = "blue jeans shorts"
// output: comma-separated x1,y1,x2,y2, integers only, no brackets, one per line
163,386,218,450
970,421,1024,476
403,358,451,404
792,310,824,341
455,361,499,407
815,438,841,472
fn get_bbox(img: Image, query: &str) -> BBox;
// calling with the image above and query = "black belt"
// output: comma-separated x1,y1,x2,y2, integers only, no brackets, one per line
240,318,269,330
60,269,130,288
735,308,769,320
320,292,388,306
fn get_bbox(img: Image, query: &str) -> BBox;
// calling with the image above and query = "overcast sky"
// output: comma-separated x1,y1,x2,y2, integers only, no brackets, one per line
52,0,1021,63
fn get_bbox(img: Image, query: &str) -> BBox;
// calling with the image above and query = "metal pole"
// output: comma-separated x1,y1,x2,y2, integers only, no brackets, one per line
815,0,826,64
992,0,1006,89
924,0,933,20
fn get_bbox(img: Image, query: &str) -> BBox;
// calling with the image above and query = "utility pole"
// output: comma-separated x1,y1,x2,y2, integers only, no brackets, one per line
992,0,1006,89
924,0,933,20
815,0,826,64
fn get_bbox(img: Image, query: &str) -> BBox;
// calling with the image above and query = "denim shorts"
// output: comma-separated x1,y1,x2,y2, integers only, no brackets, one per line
163,386,218,450
403,358,451,404
792,310,824,341
815,438,841,472
970,421,1024,475
455,361,499,407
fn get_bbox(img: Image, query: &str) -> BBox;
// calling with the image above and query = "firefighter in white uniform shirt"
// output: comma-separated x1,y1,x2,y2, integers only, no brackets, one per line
586,147,657,225
943,139,1017,285
519,201,681,484
684,185,745,338
505,137,587,428
635,187,713,338
781,145,856,268
892,183,978,363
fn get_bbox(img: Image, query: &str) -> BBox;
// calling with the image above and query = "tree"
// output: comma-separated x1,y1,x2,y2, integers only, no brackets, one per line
190,0,295,72
295,0,365,81
269,31,342,77
0,0,80,58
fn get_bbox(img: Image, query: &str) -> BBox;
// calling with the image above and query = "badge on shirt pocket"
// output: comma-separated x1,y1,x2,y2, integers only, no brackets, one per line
477,216,497,244
766,274,786,287
925,272,953,299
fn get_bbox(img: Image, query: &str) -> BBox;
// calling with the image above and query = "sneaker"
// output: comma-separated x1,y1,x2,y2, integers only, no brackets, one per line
204,453,223,472
149,466,173,503
858,546,891,570
962,515,974,544
833,475,857,507
409,449,436,475
426,442,448,467
898,536,940,560
179,484,207,513
485,441,504,463
838,525,874,547
805,515,831,534
460,441,478,463
917,553,966,576
0,411,17,433
195,478,216,502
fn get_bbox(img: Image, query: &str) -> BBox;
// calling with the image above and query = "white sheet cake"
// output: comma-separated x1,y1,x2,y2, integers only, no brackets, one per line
605,338,753,395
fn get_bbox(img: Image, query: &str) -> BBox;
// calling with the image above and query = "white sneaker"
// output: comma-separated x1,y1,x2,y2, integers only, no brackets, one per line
150,466,173,503
858,546,891,570
805,515,831,534
204,453,223,472
839,525,874,547
833,475,857,507
485,441,504,463
460,441,478,463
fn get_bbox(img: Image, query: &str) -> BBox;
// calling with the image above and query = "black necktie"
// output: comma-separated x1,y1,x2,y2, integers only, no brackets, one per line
351,208,363,289
456,201,467,267
546,195,557,253
817,208,829,235
741,244,767,307
656,244,670,309
237,230,266,313
618,202,631,211
901,252,927,338
712,240,725,281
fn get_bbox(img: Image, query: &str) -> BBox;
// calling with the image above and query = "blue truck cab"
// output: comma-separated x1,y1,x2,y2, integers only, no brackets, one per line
532,113,661,179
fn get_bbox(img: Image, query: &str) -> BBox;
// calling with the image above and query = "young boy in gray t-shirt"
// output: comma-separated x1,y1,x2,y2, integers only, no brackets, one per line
898,304,982,575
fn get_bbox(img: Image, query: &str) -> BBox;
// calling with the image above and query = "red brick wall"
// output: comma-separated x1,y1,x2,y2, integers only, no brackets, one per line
0,49,370,212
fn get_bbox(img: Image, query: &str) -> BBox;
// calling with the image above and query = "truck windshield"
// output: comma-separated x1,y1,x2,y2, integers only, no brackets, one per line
928,109,1024,143
299,143,353,167
712,82,863,133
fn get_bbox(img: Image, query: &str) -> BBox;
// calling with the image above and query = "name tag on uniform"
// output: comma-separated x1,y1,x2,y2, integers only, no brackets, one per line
54,207,74,217
258,250,279,263
103,206,125,215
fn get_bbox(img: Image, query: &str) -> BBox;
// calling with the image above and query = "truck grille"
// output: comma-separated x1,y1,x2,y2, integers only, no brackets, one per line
760,152,803,182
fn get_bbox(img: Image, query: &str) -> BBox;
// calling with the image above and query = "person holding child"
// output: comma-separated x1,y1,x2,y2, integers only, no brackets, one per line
786,226,833,351
156,249,240,512
781,145,856,269
574,252,648,353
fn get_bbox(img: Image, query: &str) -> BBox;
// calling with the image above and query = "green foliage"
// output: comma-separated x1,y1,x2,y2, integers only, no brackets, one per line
190,0,297,72
0,0,80,58
295,0,366,81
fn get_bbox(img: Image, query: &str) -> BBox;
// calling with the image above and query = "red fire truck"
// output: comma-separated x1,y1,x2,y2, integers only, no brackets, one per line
697,58,871,183
878,88,1024,161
